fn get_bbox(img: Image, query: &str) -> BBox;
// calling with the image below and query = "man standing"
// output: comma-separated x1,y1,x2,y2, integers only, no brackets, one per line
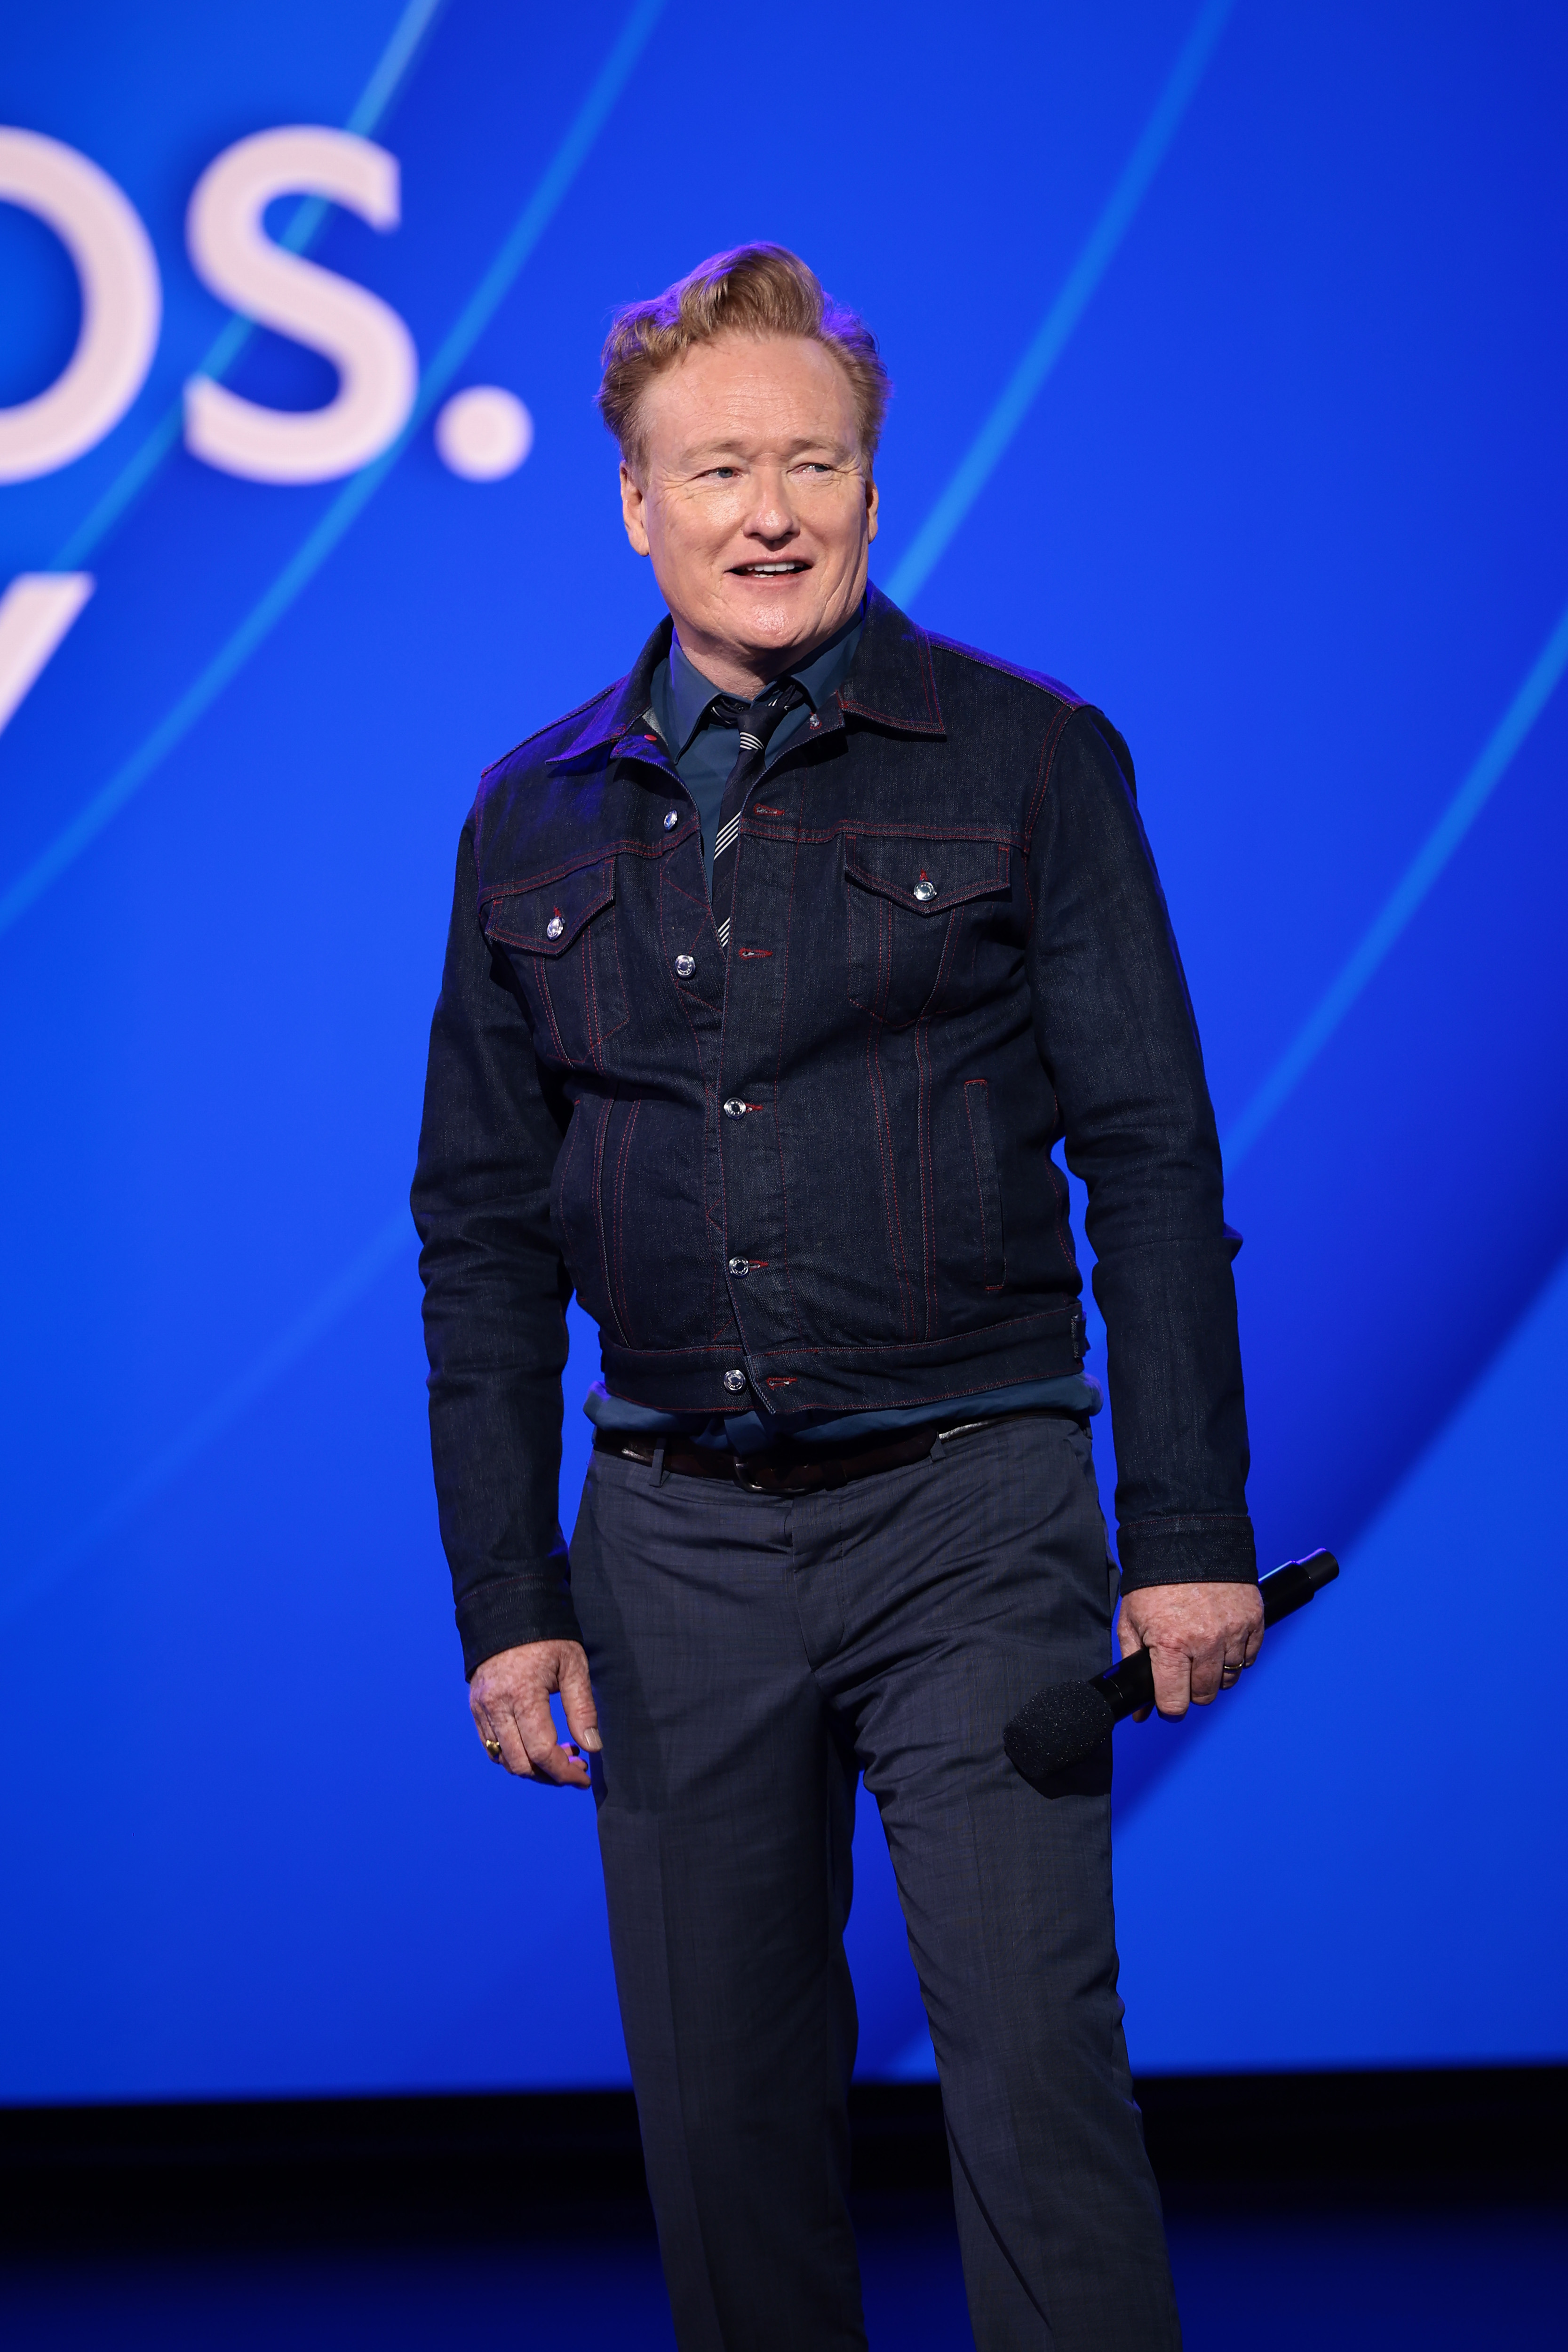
413,245,1260,2350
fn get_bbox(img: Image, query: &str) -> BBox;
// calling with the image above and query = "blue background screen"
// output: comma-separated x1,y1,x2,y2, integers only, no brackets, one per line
1,0,1564,2100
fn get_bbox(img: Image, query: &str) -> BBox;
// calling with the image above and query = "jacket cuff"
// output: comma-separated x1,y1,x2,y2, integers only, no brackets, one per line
456,1575,583,1679
1117,1514,1257,1592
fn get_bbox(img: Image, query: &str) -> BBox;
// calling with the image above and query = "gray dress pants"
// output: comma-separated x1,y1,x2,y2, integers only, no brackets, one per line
570,1412,1182,2351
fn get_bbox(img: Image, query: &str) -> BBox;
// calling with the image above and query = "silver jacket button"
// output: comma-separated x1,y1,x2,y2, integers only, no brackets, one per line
728,1257,750,1277
675,954,696,977
913,877,937,903
545,914,565,939
722,1097,748,1118
663,810,679,831
723,1368,747,1393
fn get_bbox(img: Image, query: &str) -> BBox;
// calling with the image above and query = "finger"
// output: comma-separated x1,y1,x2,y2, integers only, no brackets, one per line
1188,1639,1229,1707
1150,1643,1193,1720
488,1700,544,1779
506,1694,589,1788
558,1651,603,1755
471,1699,508,1766
518,1696,596,1789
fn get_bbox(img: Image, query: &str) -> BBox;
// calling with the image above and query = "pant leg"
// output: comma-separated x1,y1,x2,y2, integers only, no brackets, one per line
569,1448,868,2352
791,1416,1181,2352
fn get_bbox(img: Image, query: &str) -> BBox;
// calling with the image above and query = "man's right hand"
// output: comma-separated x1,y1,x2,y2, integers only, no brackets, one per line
469,1639,601,1788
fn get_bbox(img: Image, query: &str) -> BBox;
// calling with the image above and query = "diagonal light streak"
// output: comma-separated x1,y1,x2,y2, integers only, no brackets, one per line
886,0,1238,608
0,0,668,943
2,1212,415,1627
47,0,453,575
1222,591,1568,1169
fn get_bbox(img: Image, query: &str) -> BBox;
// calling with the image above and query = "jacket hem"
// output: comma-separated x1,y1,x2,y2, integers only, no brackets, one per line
600,1311,1087,1417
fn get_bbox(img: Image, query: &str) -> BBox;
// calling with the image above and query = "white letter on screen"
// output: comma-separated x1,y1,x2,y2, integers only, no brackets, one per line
183,127,417,484
0,574,95,740
0,129,161,484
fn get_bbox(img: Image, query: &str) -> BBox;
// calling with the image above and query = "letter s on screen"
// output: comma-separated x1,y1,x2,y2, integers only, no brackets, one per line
183,127,417,484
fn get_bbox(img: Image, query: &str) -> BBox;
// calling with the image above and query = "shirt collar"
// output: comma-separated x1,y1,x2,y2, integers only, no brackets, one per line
546,586,945,771
661,599,867,757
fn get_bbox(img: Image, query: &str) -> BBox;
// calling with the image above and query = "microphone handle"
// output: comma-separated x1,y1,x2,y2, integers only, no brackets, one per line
1099,1549,1339,1725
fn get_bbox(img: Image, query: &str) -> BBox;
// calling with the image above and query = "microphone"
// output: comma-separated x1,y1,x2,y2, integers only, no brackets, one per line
1003,1549,1340,1792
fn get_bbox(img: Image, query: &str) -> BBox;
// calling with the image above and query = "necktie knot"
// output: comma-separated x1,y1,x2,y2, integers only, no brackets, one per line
710,678,806,742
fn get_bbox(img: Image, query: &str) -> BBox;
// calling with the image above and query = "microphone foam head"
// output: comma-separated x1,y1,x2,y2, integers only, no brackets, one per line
1004,1678,1117,1791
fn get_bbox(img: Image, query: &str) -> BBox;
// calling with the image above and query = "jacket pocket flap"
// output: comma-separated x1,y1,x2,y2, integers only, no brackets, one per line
844,835,1010,914
482,860,615,955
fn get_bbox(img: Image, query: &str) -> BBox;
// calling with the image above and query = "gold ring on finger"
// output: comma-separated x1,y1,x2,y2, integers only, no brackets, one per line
482,1735,503,1763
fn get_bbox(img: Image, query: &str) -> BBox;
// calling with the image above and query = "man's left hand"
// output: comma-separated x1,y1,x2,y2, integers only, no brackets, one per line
1115,1581,1265,1720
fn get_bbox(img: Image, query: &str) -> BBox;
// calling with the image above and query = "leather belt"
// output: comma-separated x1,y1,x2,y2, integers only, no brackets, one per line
591,1407,1072,1496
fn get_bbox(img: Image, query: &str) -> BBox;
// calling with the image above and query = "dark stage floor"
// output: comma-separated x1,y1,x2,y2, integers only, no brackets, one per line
4,2074,1563,2348
3,2200,1566,2349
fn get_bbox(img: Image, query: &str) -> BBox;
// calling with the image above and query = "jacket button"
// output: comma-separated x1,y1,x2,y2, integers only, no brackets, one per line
723,1369,747,1393
913,878,937,903
546,914,565,938
675,954,696,977
663,810,679,831
722,1098,748,1118
728,1257,749,1277
808,713,821,730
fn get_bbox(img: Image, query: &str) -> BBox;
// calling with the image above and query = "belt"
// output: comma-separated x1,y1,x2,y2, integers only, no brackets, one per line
591,1407,1071,1496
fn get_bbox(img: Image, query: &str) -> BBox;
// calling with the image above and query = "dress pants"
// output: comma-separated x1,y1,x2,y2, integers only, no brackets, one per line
569,1412,1182,2351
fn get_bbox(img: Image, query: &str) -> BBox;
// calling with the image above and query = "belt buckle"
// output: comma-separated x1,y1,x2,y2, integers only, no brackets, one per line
732,1456,767,1494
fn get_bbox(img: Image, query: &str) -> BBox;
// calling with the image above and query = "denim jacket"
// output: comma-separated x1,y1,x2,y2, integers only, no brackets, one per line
412,587,1255,1674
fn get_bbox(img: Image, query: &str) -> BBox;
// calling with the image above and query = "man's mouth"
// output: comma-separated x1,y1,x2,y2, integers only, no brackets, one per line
730,561,810,576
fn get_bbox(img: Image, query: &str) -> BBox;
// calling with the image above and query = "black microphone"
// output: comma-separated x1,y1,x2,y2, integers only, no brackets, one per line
1003,1549,1340,1792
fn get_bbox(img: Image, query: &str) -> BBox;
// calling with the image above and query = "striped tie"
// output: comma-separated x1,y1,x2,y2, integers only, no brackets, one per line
708,679,807,950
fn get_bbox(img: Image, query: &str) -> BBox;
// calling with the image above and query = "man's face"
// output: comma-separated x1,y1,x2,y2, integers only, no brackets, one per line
619,332,878,693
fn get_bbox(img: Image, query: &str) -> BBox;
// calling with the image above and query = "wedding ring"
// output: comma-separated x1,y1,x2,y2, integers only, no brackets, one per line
482,1734,503,1763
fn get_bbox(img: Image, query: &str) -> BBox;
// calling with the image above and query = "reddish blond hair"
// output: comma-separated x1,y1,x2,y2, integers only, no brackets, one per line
597,243,891,475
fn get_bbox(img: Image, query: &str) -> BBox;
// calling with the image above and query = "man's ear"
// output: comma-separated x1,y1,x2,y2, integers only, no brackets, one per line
865,473,879,544
620,460,651,558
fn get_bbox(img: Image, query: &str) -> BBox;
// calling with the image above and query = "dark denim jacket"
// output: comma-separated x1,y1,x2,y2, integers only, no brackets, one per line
413,587,1255,1673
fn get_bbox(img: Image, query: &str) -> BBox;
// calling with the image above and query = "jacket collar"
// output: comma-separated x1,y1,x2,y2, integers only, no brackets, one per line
549,614,676,767
547,581,943,768
836,582,945,734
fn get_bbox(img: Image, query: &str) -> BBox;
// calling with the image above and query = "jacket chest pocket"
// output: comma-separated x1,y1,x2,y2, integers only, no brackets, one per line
844,835,1012,1027
481,858,629,1069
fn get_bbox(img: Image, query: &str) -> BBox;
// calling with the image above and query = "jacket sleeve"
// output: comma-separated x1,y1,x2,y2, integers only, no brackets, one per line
1026,705,1257,1593
411,816,582,1674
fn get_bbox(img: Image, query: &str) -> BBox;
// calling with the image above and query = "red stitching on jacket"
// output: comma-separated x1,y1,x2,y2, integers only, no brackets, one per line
862,906,918,1339
915,908,962,1336
1022,701,1084,859
589,1093,625,1347
535,957,567,1065
610,1098,641,1344
478,680,617,780
963,1079,1006,1294
579,931,600,1073
923,630,1085,707
771,832,807,1341
598,1303,1078,1360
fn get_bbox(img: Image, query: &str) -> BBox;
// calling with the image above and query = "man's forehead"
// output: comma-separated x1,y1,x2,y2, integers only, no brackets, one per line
642,337,860,458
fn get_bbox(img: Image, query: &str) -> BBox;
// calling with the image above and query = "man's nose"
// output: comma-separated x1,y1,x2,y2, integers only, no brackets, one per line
744,469,798,541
